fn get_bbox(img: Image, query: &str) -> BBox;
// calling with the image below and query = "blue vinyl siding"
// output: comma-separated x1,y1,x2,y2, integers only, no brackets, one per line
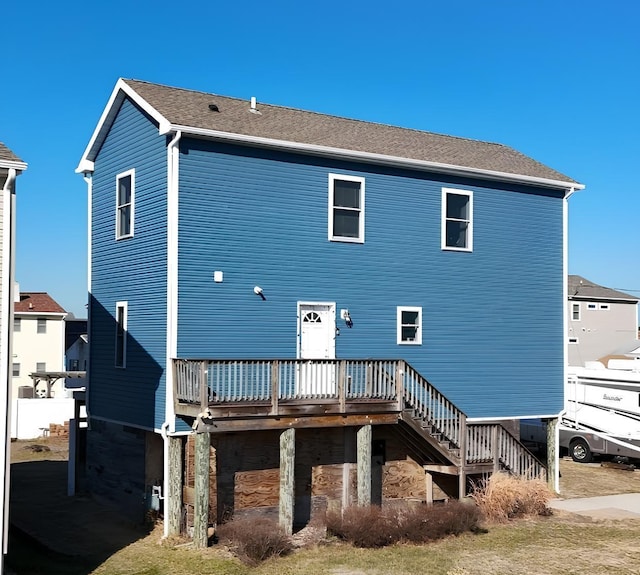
90,99,168,429
177,139,565,418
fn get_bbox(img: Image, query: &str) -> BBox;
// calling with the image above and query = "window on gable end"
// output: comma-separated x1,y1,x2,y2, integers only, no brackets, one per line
442,188,473,251
397,306,422,345
571,303,581,321
115,301,128,368
329,174,365,243
116,169,135,239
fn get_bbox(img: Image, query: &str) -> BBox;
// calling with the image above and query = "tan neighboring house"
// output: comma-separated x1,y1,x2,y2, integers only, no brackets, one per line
0,142,27,568
567,275,639,366
13,292,67,398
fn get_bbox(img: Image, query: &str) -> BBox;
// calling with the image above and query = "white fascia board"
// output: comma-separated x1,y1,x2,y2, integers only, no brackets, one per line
76,78,171,173
0,160,27,172
169,124,585,192
14,312,67,318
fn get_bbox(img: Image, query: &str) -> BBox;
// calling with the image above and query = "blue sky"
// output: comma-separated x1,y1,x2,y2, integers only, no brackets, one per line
2,0,639,317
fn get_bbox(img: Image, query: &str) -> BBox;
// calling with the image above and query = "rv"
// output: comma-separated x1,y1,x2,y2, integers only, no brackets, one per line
561,361,640,463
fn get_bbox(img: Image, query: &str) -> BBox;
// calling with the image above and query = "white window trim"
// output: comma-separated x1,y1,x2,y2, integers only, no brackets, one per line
441,187,473,252
116,169,135,240
598,303,610,310
568,337,579,344
37,317,47,334
571,302,581,321
328,173,365,243
115,301,128,368
587,303,597,310
397,306,422,345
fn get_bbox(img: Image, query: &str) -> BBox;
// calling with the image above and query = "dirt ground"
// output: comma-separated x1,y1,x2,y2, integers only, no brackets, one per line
7,437,640,573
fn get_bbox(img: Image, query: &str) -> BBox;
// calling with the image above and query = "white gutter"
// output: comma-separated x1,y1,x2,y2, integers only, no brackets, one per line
162,130,181,538
1,168,18,561
163,124,585,192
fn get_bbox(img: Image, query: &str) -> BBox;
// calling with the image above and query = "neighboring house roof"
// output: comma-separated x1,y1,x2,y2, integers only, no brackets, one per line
78,79,583,191
14,292,67,314
0,142,27,171
568,275,639,303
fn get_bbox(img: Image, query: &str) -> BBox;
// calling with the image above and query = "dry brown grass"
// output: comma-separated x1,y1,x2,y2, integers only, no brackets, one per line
559,457,640,498
470,473,552,522
216,516,293,565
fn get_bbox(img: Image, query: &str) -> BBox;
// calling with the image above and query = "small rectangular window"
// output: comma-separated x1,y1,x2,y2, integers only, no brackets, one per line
115,301,128,368
599,303,610,310
329,174,365,243
12,363,20,377
587,303,596,310
571,303,581,321
442,188,473,251
36,362,46,372
116,169,135,239
13,318,21,332
568,337,579,344
37,318,47,334
397,306,422,345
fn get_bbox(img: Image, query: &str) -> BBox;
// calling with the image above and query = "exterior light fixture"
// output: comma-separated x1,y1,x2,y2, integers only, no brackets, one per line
254,286,266,300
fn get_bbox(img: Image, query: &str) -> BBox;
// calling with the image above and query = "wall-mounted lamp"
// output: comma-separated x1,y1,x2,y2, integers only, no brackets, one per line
254,286,266,300
342,309,353,328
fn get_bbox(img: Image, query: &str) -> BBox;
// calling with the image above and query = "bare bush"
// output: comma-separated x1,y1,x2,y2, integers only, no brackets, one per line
398,500,483,542
470,472,552,522
326,501,483,548
216,516,293,565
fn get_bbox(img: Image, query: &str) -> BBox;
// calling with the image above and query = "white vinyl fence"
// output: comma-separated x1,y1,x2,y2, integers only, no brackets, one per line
11,398,75,439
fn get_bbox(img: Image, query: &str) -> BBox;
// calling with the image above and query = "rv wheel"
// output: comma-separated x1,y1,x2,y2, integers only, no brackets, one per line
570,438,592,463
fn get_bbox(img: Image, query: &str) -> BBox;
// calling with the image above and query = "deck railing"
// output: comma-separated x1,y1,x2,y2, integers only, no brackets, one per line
466,423,546,480
174,358,401,408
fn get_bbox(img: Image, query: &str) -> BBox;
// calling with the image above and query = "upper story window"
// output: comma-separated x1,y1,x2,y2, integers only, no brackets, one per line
37,318,47,334
14,318,21,332
587,303,596,310
571,303,581,321
328,174,365,243
36,362,46,372
397,306,422,345
599,303,610,310
115,301,128,368
442,188,473,251
12,363,19,377
116,169,135,239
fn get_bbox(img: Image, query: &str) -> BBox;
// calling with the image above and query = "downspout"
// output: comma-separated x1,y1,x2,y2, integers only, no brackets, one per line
557,185,577,493
83,173,93,424
162,130,181,538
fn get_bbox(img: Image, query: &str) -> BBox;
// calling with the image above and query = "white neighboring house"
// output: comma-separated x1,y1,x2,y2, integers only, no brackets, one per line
567,275,639,366
12,291,67,398
1,142,27,570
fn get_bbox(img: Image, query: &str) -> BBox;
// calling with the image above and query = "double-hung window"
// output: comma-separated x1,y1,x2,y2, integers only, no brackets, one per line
115,301,128,368
397,307,422,345
116,169,135,239
13,318,21,332
37,318,47,334
571,303,581,321
442,188,473,251
328,174,365,243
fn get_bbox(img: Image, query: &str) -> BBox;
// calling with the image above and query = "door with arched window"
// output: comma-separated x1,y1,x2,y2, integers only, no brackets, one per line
297,302,336,395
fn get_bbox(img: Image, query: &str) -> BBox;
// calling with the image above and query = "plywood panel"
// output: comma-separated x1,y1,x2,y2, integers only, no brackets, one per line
235,468,280,509
382,460,425,501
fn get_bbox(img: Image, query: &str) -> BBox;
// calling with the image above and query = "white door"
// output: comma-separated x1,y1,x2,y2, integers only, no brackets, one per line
297,303,336,396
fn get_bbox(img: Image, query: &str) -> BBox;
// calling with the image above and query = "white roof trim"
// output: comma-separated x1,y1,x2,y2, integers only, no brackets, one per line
0,159,27,171
170,124,583,191
76,78,171,173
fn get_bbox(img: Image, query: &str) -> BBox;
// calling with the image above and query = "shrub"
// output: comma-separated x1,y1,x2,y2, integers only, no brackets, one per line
470,472,552,522
326,501,483,548
326,505,400,548
398,500,483,543
216,516,293,565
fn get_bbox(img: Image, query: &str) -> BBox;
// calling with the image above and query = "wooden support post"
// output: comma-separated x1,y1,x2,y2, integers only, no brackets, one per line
199,361,208,410
425,471,434,505
458,416,467,498
193,432,210,548
271,360,279,415
167,435,183,537
279,427,295,535
491,425,500,473
357,424,372,506
338,360,346,412
395,361,404,411
546,418,558,492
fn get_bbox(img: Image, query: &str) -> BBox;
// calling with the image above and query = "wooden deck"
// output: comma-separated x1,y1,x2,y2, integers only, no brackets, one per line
173,358,546,481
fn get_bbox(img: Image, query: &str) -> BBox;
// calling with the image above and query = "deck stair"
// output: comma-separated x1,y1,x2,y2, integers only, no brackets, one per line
173,358,546,490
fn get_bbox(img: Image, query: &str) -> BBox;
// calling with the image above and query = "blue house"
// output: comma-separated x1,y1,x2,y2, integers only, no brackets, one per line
77,79,583,540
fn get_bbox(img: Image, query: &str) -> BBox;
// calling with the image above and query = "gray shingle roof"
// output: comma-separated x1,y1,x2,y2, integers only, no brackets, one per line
568,275,638,303
114,79,581,187
0,142,24,165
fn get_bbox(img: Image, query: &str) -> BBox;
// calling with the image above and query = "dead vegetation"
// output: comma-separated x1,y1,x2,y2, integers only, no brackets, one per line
470,472,553,522
216,516,293,565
